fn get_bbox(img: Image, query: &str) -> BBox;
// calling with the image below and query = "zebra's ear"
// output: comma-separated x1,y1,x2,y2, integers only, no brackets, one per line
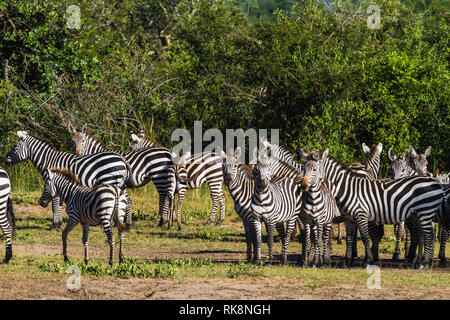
234,147,242,160
179,152,191,167
409,146,417,158
46,168,54,180
17,131,28,140
321,148,329,161
377,143,383,153
82,124,88,134
261,137,270,148
424,146,432,157
131,133,139,142
362,143,371,155
298,148,309,161
68,121,76,134
388,148,396,161
217,147,226,158
170,152,179,164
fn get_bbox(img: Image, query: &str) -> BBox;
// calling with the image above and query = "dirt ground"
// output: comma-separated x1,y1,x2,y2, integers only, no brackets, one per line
1,204,449,300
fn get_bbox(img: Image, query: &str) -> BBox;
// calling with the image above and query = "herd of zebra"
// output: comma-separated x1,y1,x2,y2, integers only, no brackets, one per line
0,125,448,270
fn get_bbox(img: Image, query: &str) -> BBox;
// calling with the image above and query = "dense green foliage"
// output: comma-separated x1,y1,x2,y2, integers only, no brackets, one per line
0,0,448,186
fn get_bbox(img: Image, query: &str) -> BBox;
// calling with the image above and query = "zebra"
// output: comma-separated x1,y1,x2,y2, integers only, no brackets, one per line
5,131,130,229
39,168,129,265
389,147,450,266
408,146,432,176
299,143,385,263
319,150,444,269
0,167,15,263
220,147,298,263
129,132,226,227
298,148,341,267
69,125,175,228
250,150,303,265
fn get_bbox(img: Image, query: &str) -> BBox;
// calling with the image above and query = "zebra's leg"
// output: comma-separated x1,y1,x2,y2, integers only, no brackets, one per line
438,225,449,267
177,188,186,231
368,221,383,263
118,230,125,265
267,222,276,265
49,196,63,230
312,225,323,268
251,219,262,265
205,190,220,226
122,189,132,227
299,222,311,267
82,224,90,265
344,221,357,267
405,216,420,264
354,213,374,267
215,192,226,226
337,222,342,244
417,216,435,269
322,223,332,266
280,220,296,265
393,223,404,262
62,216,79,263
243,220,253,262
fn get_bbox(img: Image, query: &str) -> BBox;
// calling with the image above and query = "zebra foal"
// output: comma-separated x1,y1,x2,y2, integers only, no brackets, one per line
39,168,129,265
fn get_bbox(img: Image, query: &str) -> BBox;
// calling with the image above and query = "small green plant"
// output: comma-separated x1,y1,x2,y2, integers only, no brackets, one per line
39,262,64,273
18,232,31,241
227,261,263,278
153,263,178,278
196,228,223,241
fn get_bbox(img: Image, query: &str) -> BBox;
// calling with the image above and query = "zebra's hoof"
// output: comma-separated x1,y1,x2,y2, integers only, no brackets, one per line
438,259,448,267
204,220,212,226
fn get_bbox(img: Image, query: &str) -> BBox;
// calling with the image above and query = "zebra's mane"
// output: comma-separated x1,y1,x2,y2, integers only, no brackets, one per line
50,168,81,185
328,156,369,178
78,131,107,149
137,133,161,147
267,139,298,160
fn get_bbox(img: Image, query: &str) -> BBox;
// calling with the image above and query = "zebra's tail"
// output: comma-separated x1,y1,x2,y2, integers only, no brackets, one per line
7,196,16,238
113,192,130,233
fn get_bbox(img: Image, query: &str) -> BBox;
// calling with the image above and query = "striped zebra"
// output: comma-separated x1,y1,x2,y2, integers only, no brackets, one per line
250,150,303,265
299,144,385,263
0,168,15,263
408,146,432,176
130,132,226,227
69,126,174,228
298,148,341,267
39,168,129,265
5,131,130,229
220,147,298,262
319,151,445,268
389,147,450,266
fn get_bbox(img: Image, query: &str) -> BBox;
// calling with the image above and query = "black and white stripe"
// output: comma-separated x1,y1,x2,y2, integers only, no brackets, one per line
250,151,302,265
39,168,129,265
389,147,450,266
130,133,226,228
70,127,174,227
321,153,444,268
5,131,130,229
0,168,15,262
298,149,341,267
